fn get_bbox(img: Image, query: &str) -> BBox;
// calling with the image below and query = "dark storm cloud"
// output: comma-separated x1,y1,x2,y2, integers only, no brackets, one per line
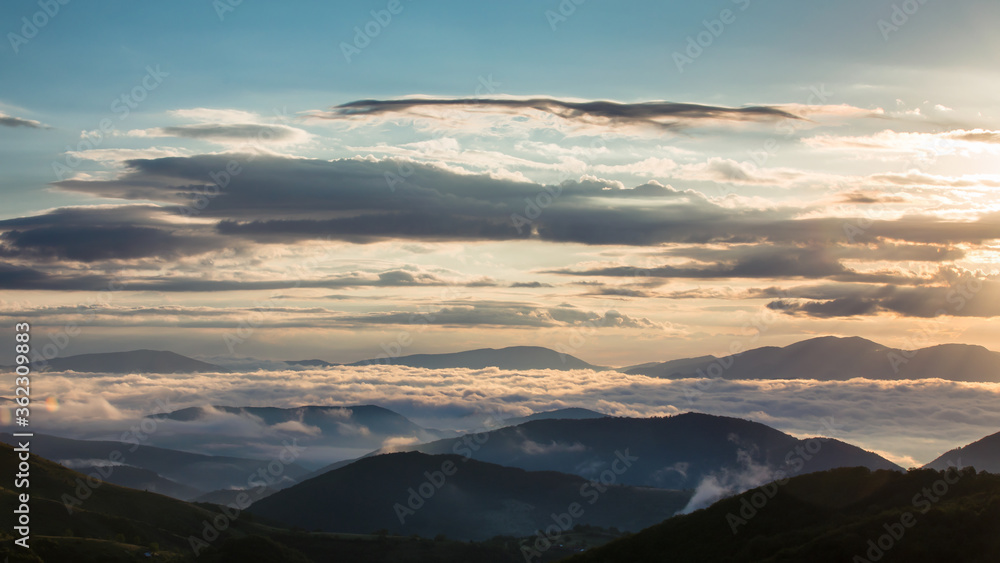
0,263,113,291
0,265,493,292
839,191,908,204
50,154,1000,248
586,287,654,298
340,302,660,329
547,246,941,284
946,130,1000,144
0,113,46,128
767,278,1000,318
156,123,304,142
510,281,553,288
0,206,220,262
311,98,803,130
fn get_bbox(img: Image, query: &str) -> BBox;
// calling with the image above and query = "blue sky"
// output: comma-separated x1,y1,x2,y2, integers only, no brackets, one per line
1,0,999,365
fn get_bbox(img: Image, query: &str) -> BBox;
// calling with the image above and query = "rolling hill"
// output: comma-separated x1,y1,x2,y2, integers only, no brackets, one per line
147,404,458,463
0,444,531,562
0,432,311,497
924,430,1000,474
625,336,1000,382
565,466,1000,563
249,451,691,540
501,408,607,427
403,413,902,490
347,345,605,371
28,349,222,374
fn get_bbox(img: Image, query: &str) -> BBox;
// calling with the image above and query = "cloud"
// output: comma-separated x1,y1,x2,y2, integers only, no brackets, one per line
309,97,803,132
340,302,663,329
0,205,221,262
519,439,588,455
0,111,47,129
18,365,1000,467
803,129,1000,160
547,245,958,285
49,154,1000,251
133,123,310,144
769,278,1000,318
271,420,322,435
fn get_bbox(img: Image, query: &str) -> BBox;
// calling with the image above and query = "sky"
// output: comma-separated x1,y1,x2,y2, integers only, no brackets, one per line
2,0,1000,367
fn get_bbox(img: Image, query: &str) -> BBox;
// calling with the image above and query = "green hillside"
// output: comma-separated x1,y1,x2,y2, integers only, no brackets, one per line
564,466,1000,562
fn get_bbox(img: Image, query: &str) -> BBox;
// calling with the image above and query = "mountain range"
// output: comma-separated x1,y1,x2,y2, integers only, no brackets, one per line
925,430,1000,473
288,345,605,371
401,413,903,490
4,416,999,561
142,404,459,466
566,466,1000,563
27,349,222,373
249,451,690,540
625,336,1000,382
0,432,311,500
23,336,1000,382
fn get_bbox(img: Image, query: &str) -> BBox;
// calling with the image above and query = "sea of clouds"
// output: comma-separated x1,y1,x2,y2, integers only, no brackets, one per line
16,366,1000,468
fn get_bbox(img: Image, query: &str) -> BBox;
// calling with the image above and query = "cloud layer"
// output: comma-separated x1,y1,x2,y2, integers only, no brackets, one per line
19,366,1000,467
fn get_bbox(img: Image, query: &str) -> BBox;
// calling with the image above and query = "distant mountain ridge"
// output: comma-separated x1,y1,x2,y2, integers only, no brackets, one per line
285,345,605,371
566,466,999,563
24,349,222,373
0,432,310,498
24,336,998,380
349,345,605,370
401,412,902,490
925,430,1000,473
250,451,691,540
502,407,607,426
144,404,460,467
626,336,1000,382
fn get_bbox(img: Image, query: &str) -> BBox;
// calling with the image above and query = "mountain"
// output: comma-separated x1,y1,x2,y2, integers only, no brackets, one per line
925,430,1000,473
502,408,607,427
0,443,528,563
148,404,458,464
0,441,274,561
403,413,902,490
285,358,337,367
565,466,999,563
28,349,222,373
625,336,1000,382
249,451,691,540
348,345,605,371
68,463,203,500
0,432,310,496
